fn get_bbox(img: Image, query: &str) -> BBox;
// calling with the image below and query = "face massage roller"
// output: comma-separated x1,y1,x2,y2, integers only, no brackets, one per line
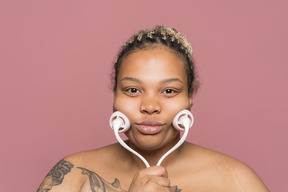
109,110,194,168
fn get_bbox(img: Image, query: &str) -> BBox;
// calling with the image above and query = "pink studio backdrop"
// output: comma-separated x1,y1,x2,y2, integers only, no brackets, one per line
0,0,287,191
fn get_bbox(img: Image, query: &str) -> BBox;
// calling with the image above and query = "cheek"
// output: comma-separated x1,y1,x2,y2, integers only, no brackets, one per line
162,96,191,112
113,95,139,117
154,98,190,127
113,94,191,122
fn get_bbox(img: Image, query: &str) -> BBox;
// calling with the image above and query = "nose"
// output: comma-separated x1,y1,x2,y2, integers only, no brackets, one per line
140,94,161,115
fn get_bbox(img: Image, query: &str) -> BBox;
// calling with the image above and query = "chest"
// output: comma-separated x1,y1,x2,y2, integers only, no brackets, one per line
78,166,133,192
77,166,233,192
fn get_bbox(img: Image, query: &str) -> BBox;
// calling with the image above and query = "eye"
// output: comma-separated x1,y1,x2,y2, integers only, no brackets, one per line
162,88,179,97
164,89,175,94
123,87,141,96
128,88,138,93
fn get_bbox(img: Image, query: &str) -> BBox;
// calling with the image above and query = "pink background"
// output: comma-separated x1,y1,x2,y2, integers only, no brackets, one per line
0,0,287,191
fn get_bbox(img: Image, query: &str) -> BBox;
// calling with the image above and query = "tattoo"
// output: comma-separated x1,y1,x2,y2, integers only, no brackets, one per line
37,159,74,192
77,167,181,192
171,186,182,192
78,167,126,192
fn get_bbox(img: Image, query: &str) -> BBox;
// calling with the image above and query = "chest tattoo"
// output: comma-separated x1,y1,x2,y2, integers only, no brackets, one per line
77,167,181,192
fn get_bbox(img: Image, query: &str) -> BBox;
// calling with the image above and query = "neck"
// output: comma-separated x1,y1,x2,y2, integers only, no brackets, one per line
126,134,183,169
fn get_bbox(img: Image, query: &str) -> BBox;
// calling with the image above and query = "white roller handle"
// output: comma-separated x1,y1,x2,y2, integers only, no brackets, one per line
110,111,150,167
110,110,194,167
156,110,194,166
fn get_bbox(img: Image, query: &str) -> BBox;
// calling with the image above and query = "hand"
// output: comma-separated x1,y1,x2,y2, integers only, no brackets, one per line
128,166,171,192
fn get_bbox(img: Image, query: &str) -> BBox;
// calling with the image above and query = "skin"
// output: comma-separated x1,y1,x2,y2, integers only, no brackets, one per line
37,47,269,192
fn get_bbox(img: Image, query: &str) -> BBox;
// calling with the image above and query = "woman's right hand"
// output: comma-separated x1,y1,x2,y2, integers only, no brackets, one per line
128,166,171,192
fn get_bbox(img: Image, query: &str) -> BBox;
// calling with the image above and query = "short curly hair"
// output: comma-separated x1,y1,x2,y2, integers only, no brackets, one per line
112,25,199,94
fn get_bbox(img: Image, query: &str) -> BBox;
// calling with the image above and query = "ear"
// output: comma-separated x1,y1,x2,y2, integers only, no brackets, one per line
113,85,117,95
188,93,193,109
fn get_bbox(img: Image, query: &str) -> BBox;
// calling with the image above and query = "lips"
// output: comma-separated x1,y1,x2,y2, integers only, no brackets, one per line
135,120,165,135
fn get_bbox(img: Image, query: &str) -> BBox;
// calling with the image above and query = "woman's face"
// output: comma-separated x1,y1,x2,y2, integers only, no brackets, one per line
113,46,192,151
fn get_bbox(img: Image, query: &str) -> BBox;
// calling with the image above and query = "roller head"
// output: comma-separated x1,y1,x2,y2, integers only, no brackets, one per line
172,109,194,131
109,111,130,132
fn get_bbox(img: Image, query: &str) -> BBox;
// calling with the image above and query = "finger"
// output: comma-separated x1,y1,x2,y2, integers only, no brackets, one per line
143,184,171,192
154,176,170,187
141,166,168,178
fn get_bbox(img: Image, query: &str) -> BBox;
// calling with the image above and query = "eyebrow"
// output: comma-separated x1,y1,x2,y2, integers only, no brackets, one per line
160,78,183,84
120,77,142,83
120,77,183,84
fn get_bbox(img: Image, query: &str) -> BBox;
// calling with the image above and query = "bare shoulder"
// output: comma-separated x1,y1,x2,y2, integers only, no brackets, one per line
64,143,124,167
178,143,269,192
37,143,128,192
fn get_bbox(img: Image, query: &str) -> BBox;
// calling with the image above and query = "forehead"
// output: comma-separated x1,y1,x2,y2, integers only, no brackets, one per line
118,47,187,83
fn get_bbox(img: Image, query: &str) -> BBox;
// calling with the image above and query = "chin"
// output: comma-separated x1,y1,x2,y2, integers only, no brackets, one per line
130,132,179,152
135,142,164,152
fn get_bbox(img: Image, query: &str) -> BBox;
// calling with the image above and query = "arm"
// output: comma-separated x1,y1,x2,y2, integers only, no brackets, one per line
37,159,76,192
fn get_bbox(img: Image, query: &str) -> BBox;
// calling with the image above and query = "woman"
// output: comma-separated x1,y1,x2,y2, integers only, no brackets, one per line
37,26,269,192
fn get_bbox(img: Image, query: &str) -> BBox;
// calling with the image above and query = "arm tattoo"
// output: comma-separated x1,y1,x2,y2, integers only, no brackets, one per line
77,167,181,192
37,159,74,192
